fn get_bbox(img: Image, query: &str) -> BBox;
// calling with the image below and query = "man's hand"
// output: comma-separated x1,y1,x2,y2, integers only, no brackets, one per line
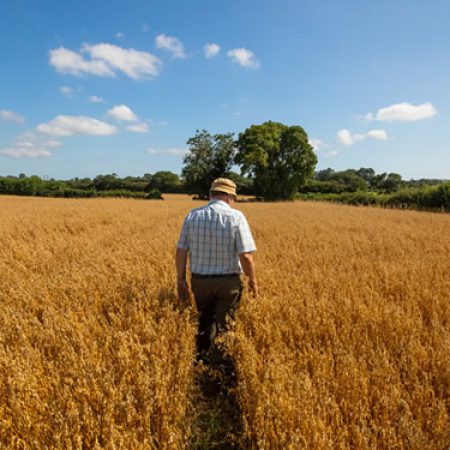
239,252,258,299
176,248,189,301
248,278,258,298
177,278,189,301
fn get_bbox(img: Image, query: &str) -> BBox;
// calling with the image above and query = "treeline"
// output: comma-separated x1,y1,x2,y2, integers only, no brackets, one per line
0,173,174,199
0,171,257,200
1,169,448,211
298,168,450,211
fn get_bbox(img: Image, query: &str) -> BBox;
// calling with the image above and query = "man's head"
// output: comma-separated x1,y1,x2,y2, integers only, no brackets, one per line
210,178,237,204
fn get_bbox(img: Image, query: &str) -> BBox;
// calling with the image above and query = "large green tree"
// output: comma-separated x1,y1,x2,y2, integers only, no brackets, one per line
235,121,317,200
182,130,235,199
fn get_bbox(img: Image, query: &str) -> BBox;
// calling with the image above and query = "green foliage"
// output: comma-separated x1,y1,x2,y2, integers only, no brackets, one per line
95,190,149,199
422,182,450,209
235,121,317,200
227,172,254,195
298,182,450,211
385,183,450,209
297,191,381,206
356,167,376,183
148,171,181,193
307,168,404,195
332,170,369,192
371,172,403,193
146,189,163,200
92,174,123,191
0,174,163,200
300,180,348,194
311,168,369,192
182,130,236,199
403,178,444,188
0,176,66,196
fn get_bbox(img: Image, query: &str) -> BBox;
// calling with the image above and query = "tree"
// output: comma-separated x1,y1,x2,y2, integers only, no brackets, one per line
182,130,235,199
356,167,376,184
122,176,148,192
372,172,403,193
66,177,93,190
331,170,368,192
148,171,181,193
227,172,255,195
235,121,317,200
315,168,335,181
93,174,123,191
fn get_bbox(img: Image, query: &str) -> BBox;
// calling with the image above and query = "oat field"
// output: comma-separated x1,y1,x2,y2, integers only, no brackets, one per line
0,195,449,449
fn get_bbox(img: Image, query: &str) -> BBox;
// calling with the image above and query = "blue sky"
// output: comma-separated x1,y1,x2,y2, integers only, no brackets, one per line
1,0,449,180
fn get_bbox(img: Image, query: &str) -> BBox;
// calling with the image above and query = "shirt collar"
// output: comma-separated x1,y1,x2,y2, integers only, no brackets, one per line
208,199,231,209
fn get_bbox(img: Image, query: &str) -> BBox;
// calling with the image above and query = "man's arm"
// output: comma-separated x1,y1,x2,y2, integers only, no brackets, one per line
239,252,258,298
176,248,189,301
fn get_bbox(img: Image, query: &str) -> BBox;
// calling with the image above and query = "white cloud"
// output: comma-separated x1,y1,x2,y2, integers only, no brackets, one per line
155,34,186,58
88,95,104,103
37,115,117,136
0,147,52,158
0,110,25,124
366,129,388,140
60,86,75,97
325,150,339,157
227,48,260,68
84,43,161,79
107,104,138,121
365,102,437,122
337,128,389,145
0,132,61,158
309,138,326,152
204,43,220,58
337,129,354,145
116,32,124,39
147,147,186,156
49,43,161,80
49,47,114,77
127,122,149,133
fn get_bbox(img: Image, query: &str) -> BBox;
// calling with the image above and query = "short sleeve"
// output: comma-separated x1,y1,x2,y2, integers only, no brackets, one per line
235,214,256,254
177,216,190,250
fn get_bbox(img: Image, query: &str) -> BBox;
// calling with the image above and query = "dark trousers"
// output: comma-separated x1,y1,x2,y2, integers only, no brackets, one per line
191,275,243,358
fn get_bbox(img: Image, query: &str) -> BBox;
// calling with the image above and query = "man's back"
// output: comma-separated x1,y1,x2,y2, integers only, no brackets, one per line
177,200,256,275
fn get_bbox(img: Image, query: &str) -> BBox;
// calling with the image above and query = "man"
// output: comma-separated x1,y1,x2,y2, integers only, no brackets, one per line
176,178,257,360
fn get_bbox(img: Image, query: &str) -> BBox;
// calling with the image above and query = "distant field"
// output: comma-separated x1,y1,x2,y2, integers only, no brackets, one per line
1,195,449,449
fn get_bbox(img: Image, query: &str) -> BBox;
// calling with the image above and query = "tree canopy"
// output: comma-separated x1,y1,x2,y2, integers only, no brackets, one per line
148,171,181,193
235,121,317,200
181,130,235,199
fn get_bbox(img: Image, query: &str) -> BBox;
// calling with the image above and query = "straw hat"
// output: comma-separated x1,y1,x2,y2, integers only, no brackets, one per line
210,178,237,197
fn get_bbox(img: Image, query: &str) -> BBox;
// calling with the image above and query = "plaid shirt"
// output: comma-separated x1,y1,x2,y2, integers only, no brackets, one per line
177,200,256,275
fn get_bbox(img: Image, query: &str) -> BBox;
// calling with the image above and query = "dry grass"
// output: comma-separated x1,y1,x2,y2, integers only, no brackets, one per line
0,195,449,449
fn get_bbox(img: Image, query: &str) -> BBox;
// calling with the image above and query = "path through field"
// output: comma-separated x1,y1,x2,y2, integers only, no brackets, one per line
189,359,245,449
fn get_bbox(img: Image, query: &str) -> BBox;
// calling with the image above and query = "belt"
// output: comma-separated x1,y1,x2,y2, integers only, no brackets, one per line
191,273,240,279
